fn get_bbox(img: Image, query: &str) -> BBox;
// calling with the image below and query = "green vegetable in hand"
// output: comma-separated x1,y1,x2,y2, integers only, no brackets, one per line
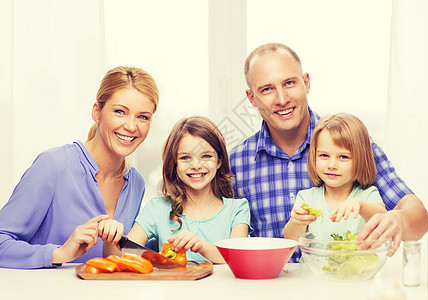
301,204,322,218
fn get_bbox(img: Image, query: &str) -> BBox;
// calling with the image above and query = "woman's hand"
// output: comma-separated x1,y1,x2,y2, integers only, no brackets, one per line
168,230,203,253
330,198,363,222
98,218,124,245
52,215,110,264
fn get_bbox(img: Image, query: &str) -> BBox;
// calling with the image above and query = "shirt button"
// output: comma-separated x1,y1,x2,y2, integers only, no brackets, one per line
290,193,295,202
288,161,293,166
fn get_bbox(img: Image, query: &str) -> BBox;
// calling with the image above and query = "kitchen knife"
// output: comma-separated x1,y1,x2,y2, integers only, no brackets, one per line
118,236,182,269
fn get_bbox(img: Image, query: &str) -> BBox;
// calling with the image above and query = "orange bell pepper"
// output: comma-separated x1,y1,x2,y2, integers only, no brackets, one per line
85,265,103,273
106,255,131,272
86,257,118,272
114,256,153,274
121,253,152,265
160,242,187,266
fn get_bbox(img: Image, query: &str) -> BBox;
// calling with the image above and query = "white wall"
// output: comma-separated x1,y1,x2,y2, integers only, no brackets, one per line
247,0,391,144
103,0,209,203
384,0,428,208
1,0,426,210
0,0,104,209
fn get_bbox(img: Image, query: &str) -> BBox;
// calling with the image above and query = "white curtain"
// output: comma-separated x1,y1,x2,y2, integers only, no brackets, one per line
0,0,105,208
384,0,428,208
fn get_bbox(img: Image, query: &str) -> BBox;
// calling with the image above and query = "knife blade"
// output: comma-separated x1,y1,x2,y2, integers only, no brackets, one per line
118,236,182,269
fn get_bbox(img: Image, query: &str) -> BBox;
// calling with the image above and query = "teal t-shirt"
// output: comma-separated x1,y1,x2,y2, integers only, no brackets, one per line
294,185,384,239
135,196,252,262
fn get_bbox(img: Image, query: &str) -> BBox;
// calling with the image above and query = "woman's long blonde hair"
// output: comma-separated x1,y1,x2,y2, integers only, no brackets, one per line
307,113,376,189
161,116,235,231
87,66,159,176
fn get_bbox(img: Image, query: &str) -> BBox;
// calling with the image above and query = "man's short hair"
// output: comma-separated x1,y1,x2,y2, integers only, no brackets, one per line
244,43,302,88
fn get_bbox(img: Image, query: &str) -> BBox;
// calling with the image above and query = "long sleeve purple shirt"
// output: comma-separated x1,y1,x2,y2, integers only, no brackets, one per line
0,141,145,269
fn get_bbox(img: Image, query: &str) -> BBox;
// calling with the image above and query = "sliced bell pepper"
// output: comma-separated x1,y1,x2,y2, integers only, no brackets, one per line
121,253,152,265
114,256,153,274
85,265,103,273
86,257,118,272
160,242,187,266
106,255,131,272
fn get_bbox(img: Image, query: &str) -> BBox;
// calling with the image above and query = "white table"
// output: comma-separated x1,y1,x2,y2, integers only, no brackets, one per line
1,238,426,300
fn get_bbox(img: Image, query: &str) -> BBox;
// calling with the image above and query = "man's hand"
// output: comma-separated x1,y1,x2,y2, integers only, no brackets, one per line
357,210,402,256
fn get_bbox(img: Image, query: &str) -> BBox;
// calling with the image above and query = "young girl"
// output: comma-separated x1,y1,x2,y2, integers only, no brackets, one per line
108,116,252,263
283,113,386,241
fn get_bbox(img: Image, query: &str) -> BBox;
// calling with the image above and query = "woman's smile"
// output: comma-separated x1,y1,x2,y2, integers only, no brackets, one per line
115,132,136,143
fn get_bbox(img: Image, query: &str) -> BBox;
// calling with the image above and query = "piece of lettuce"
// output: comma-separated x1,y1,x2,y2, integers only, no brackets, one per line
301,203,322,218
322,230,380,279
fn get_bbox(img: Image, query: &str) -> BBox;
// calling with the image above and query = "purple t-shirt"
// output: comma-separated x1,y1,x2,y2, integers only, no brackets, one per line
0,141,144,269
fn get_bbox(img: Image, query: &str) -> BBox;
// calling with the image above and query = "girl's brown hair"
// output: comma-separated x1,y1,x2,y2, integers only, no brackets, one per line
307,113,376,189
87,66,159,176
162,116,234,230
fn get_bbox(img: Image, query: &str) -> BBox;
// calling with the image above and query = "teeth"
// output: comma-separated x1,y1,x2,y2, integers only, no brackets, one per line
189,173,204,178
277,108,293,115
116,133,134,141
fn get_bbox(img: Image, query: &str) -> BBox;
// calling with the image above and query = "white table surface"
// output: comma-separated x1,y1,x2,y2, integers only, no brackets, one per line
1,237,426,300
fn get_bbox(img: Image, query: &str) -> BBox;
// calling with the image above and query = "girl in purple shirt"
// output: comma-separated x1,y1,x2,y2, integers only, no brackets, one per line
0,66,159,268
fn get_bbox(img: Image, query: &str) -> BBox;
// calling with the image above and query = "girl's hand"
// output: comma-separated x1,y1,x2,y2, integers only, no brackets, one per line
290,205,316,226
98,218,124,245
330,198,363,222
52,215,110,264
168,230,203,253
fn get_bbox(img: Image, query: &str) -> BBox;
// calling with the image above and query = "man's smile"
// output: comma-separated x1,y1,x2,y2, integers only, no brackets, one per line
275,107,294,115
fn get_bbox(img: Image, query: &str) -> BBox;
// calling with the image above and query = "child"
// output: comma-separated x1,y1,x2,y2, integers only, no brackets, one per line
283,113,386,241
107,116,252,263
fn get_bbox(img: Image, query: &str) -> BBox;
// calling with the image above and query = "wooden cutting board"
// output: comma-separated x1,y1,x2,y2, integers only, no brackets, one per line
76,261,213,280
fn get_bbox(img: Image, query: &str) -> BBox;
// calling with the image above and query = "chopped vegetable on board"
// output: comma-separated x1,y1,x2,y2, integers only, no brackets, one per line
86,257,117,273
85,253,154,274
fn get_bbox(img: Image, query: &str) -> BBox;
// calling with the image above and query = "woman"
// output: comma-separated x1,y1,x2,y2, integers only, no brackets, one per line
0,66,159,268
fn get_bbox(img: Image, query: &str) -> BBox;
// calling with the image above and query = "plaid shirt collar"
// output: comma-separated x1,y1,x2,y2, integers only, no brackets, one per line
255,106,320,160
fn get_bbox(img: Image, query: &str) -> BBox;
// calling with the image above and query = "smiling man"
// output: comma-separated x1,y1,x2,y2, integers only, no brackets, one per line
229,42,428,262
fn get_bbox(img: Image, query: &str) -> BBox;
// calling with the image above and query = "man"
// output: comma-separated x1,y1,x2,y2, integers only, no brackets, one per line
229,42,427,261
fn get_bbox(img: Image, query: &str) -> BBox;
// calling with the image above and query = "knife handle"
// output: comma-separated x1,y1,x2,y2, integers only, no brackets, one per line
118,236,128,249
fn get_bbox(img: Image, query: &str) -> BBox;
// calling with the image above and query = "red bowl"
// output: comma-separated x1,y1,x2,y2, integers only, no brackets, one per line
215,237,297,279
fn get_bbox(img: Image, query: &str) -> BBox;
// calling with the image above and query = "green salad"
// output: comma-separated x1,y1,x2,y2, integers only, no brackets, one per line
322,231,380,279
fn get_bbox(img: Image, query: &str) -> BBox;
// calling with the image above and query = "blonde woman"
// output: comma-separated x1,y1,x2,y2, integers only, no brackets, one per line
0,66,159,268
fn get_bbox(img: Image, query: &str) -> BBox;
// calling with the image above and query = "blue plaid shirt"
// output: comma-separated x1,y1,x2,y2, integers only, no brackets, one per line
229,107,412,262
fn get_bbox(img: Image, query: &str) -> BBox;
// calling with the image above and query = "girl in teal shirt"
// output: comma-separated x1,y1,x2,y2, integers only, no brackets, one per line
107,116,252,263
283,113,386,241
